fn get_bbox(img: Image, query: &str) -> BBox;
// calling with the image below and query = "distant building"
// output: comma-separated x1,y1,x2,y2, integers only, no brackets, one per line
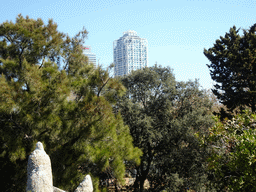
82,46,96,66
113,30,148,77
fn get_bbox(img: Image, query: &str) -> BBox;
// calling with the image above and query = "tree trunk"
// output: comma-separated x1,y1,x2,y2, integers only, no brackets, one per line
133,143,153,192
251,101,256,113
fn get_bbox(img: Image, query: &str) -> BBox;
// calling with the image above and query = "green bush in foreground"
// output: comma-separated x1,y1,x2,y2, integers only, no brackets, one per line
204,110,256,191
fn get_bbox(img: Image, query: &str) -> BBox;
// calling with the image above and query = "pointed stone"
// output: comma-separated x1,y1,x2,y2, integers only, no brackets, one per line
26,141,53,192
74,175,93,192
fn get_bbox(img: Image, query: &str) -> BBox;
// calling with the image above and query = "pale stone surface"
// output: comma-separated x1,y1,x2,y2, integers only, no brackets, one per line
74,175,93,192
26,142,93,192
26,142,53,192
53,186,67,192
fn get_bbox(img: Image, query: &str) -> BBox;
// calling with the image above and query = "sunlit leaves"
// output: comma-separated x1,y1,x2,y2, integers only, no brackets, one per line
205,110,256,191
0,14,141,192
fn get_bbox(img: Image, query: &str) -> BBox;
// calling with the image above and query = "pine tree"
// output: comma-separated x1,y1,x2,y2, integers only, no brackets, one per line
204,24,256,113
0,14,141,192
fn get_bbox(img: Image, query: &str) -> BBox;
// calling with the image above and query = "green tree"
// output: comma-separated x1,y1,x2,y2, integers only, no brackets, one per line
204,110,256,191
0,14,141,192
204,24,256,113
116,65,215,191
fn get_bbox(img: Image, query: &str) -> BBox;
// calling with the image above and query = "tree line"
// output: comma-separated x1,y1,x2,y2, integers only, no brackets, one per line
1,14,256,191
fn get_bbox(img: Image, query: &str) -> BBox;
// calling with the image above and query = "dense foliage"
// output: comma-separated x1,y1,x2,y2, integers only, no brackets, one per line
204,110,256,191
0,14,141,192
204,24,256,113
203,24,256,191
116,65,215,191
4,14,256,192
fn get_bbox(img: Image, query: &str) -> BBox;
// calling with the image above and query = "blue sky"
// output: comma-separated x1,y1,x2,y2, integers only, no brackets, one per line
1,0,256,90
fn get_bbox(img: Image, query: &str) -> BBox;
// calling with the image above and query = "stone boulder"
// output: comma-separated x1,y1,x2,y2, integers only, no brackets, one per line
26,141,93,192
74,175,93,192
26,142,53,192
53,186,67,192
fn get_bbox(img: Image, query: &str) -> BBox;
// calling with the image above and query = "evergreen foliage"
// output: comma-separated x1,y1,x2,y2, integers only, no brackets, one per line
116,65,215,191
204,24,256,114
0,14,141,192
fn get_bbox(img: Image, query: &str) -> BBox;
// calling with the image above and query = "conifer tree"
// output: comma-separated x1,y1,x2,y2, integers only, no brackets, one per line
204,24,256,113
0,14,141,192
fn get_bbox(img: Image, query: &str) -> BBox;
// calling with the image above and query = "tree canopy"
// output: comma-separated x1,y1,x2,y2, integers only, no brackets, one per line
204,24,256,113
0,14,141,192
116,65,215,191
204,110,256,191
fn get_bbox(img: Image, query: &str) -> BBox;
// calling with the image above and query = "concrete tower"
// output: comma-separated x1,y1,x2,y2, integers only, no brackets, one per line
113,30,148,77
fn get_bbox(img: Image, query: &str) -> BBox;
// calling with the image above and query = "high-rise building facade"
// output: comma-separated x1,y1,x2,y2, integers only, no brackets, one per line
82,46,96,66
113,30,148,77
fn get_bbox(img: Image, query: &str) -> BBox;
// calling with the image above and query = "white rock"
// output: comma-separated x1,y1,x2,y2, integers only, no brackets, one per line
74,175,93,192
26,141,53,192
53,186,67,192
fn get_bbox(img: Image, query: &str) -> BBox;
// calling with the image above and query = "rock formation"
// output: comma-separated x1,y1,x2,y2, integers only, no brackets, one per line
53,186,67,192
74,175,93,192
26,142,53,192
26,141,93,192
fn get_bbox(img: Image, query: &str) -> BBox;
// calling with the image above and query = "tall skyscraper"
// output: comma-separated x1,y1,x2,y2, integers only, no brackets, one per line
113,30,148,77
82,45,96,66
